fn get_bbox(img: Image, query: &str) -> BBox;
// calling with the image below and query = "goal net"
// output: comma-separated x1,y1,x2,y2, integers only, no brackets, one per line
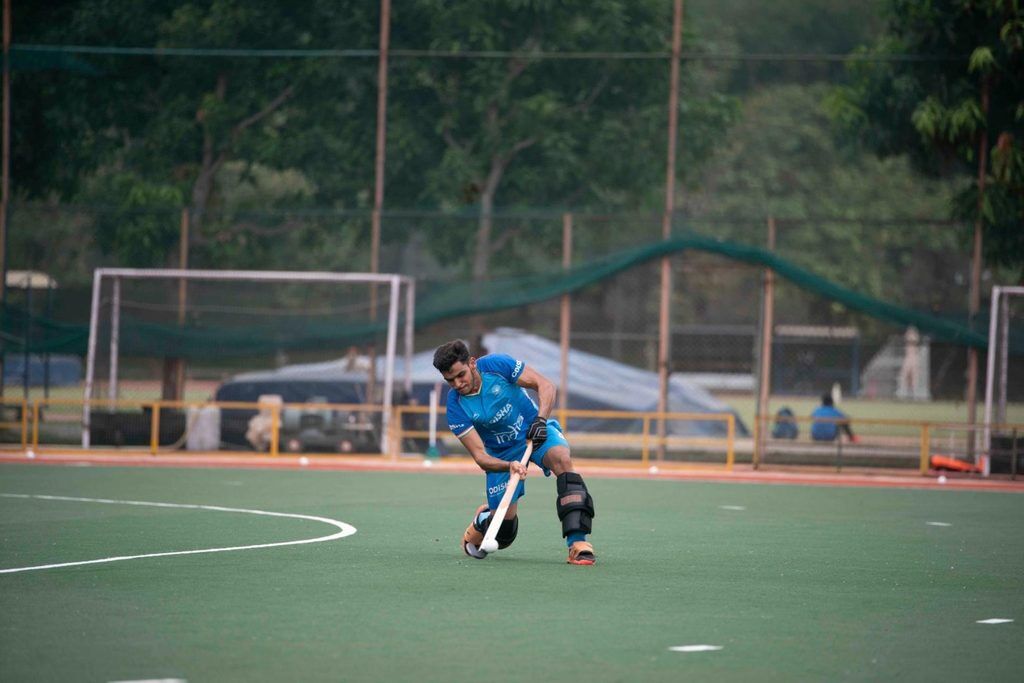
983,285,1024,475
82,268,415,453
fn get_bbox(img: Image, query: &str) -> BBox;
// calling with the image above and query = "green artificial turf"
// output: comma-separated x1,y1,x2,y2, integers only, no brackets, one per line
1,463,1021,682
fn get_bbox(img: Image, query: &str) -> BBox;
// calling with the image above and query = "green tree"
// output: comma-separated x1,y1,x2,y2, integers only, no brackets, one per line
392,0,735,279
12,0,379,268
688,0,884,90
828,0,1024,280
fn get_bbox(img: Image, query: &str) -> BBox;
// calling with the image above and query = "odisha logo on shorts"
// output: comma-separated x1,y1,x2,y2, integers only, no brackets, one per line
488,481,508,495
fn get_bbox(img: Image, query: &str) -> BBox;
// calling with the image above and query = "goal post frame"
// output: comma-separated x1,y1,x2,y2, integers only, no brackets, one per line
83,267,416,453
983,284,1024,473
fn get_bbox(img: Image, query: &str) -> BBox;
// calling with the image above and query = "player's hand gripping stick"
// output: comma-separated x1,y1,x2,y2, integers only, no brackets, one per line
479,441,533,554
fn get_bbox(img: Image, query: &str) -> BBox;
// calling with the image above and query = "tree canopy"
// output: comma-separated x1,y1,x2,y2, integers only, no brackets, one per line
829,0,1024,279
12,0,738,277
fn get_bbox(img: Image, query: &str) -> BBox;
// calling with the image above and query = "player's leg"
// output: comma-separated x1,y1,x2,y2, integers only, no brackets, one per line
537,422,596,565
462,468,525,559
461,502,490,559
462,501,520,558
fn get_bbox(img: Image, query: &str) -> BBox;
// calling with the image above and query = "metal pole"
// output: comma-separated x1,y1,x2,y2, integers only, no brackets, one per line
109,277,120,402
368,0,392,407
983,286,999,458
403,277,414,395
82,270,103,447
0,0,11,398
559,213,572,424
371,0,390,273
657,0,683,459
966,78,990,458
836,435,842,473
998,293,1009,425
175,207,189,399
754,217,776,469
380,276,399,454
21,278,29,398
43,282,52,398
428,388,438,451
1011,428,1018,481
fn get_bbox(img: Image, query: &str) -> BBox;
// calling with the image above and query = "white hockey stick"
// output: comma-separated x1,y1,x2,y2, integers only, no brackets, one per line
479,441,534,553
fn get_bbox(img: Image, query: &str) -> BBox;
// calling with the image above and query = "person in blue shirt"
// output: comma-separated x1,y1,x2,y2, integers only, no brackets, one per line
810,393,858,442
433,339,596,565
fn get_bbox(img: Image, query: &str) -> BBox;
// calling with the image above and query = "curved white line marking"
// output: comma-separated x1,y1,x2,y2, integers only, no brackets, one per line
0,493,357,574
669,645,723,652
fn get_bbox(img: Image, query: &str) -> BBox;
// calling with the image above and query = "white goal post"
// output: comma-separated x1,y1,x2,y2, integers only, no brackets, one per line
983,285,1023,473
83,268,416,452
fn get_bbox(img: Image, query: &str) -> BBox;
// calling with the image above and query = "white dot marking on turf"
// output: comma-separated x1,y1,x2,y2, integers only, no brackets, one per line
977,618,1013,625
719,505,746,511
926,521,952,527
0,493,357,574
669,645,723,653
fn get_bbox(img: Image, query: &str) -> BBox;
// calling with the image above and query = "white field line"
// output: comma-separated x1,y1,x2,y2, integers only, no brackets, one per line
669,645,723,652
976,618,1014,624
719,505,746,511
0,493,357,574
926,521,952,527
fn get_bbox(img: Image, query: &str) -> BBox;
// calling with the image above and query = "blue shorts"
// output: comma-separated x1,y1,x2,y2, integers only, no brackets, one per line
484,419,568,510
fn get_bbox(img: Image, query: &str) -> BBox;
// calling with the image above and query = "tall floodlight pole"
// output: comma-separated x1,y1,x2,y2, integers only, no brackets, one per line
368,0,391,409
656,0,683,458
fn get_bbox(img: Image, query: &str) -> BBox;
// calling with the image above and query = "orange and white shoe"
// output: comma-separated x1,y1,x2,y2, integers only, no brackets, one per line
567,541,596,565
462,504,490,559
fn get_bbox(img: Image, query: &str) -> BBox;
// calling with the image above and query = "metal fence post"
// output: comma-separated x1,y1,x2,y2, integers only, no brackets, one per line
270,403,280,457
31,399,39,450
919,423,930,475
726,414,735,470
1012,428,1018,481
150,401,160,455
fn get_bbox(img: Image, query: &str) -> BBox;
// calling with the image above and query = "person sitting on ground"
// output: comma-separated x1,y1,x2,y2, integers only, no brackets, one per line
771,406,799,440
810,393,858,443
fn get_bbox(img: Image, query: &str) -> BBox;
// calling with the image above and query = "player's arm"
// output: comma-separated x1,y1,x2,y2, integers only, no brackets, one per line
458,429,527,476
516,365,557,449
515,366,556,419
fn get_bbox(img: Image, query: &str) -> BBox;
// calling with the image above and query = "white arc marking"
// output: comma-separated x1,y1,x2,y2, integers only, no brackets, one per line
976,618,1013,625
0,493,356,574
926,522,952,527
669,645,723,652
719,505,746,511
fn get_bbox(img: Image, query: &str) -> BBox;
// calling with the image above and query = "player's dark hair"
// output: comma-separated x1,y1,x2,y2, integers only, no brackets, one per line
821,393,833,406
433,339,470,373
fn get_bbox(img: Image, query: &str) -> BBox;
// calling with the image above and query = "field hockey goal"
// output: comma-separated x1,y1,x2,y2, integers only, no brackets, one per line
82,268,415,451
983,285,1024,475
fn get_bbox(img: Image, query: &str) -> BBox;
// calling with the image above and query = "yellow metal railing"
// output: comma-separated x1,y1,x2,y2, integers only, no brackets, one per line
392,404,736,470
752,413,1024,474
6,396,1021,477
0,397,29,450
12,397,386,457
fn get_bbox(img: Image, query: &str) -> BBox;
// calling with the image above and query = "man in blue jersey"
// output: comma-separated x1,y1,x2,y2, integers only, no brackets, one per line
432,339,596,566
810,393,858,442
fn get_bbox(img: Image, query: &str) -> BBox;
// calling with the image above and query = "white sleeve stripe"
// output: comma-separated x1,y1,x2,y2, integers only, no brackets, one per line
455,425,475,438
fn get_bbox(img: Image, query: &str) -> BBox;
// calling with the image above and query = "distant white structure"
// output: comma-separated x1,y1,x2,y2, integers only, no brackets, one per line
861,327,930,400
